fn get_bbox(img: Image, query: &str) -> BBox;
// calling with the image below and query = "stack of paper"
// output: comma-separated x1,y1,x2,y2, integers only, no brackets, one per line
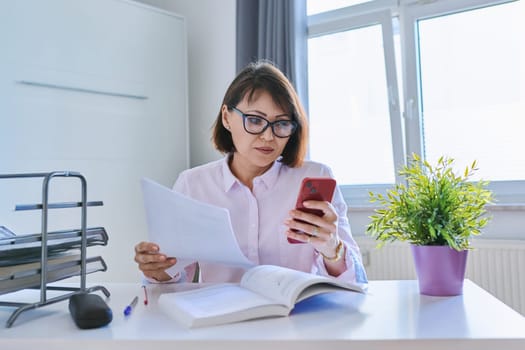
0,227,108,265
0,226,108,295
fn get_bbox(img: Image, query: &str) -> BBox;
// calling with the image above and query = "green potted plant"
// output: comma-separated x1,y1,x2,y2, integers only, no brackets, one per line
366,154,493,296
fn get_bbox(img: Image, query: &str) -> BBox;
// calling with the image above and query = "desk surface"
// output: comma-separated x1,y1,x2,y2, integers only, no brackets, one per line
1,279,524,350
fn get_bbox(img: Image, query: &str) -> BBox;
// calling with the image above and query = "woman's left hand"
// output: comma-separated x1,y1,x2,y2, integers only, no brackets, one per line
284,200,340,258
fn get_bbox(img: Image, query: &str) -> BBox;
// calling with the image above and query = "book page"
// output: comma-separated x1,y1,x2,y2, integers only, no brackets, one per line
158,283,289,327
241,265,332,308
239,265,356,308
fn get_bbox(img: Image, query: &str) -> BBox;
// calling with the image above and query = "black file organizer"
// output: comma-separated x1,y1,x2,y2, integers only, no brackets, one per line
0,171,110,327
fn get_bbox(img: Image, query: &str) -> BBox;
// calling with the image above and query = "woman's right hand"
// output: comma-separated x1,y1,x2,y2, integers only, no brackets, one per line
134,241,177,282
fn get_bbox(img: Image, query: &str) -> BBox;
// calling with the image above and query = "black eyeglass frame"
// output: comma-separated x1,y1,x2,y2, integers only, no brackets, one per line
229,106,298,138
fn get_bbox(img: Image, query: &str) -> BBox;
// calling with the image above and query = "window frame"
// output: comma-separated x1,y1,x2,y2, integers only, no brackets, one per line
400,0,525,205
307,1,403,205
307,0,525,207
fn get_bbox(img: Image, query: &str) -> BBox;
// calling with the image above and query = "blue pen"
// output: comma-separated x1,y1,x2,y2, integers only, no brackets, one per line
123,296,139,316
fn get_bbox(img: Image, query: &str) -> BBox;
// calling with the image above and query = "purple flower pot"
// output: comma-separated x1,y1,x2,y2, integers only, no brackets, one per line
411,245,468,296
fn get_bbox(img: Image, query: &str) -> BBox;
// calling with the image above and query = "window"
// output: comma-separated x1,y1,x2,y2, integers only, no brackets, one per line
307,0,373,15
308,19,396,186
414,1,525,181
307,0,525,205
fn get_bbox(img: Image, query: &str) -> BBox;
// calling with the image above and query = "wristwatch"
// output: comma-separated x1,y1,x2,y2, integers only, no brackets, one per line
320,240,344,262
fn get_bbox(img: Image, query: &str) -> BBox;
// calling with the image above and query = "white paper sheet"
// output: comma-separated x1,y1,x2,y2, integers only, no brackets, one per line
141,178,254,274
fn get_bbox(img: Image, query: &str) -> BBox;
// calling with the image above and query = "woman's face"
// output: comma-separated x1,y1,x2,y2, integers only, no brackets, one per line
222,90,292,176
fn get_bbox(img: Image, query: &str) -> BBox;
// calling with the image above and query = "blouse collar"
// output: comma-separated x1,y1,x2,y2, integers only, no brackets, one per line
220,154,283,192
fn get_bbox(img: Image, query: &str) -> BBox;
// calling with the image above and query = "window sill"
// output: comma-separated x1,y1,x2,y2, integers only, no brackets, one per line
347,203,525,212
486,203,525,211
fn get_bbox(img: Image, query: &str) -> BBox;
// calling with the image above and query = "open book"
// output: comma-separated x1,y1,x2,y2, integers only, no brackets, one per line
158,264,367,328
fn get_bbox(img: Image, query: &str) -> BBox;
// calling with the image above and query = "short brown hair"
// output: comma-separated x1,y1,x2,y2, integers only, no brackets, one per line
212,60,308,167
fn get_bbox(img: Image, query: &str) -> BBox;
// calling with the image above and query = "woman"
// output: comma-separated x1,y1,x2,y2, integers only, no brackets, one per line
134,60,367,285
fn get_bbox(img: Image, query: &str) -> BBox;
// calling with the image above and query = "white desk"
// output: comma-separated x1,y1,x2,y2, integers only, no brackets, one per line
1,280,524,350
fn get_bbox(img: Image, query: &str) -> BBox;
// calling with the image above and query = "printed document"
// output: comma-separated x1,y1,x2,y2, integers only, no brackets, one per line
141,178,254,274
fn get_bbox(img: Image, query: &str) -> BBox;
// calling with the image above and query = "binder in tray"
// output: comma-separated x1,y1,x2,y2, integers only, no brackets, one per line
0,255,107,295
0,227,108,266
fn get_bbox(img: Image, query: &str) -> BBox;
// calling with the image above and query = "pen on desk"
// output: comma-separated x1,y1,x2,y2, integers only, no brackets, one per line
142,285,148,305
123,296,138,316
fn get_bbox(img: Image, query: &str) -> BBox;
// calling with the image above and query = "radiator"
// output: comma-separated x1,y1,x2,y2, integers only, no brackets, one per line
355,237,525,316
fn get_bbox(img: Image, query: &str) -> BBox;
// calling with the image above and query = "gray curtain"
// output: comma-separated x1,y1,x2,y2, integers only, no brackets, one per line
236,0,308,112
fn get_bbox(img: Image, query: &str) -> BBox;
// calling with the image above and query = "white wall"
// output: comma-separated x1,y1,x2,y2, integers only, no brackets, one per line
136,0,236,167
0,0,190,283
0,0,234,285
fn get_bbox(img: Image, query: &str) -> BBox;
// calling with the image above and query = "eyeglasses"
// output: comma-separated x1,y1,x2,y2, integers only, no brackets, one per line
229,106,297,138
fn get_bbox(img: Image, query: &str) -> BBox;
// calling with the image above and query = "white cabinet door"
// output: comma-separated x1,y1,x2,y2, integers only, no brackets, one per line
0,0,189,282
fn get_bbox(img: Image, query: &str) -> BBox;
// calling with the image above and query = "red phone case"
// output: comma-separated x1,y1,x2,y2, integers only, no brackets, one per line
288,177,337,244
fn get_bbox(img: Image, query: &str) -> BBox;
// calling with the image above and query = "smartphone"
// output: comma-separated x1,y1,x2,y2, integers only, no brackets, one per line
288,177,337,244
